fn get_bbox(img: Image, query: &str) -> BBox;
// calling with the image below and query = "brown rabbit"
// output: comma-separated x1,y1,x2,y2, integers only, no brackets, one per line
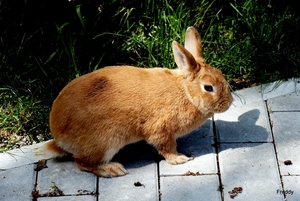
45,26,233,177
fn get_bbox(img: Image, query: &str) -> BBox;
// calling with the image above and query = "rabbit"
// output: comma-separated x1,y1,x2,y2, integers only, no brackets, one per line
44,26,233,177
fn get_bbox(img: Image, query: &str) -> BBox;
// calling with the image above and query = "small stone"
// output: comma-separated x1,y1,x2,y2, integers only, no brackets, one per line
284,160,292,165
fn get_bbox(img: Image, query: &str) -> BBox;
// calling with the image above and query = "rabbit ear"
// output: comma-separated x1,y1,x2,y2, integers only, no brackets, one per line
172,41,198,75
184,26,203,59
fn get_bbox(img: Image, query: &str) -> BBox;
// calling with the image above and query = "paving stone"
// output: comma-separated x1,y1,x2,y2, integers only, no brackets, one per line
267,92,300,111
160,175,221,201
270,112,300,175
0,141,53,170
160,120,217,175
38,195,96,201
219,143,283,201
36,159,97,196
215,100,272,142
232,79,300,106
98,160,158,201
261,79,300,100
0,164,35,201
232,86,264,106
281,176,300,201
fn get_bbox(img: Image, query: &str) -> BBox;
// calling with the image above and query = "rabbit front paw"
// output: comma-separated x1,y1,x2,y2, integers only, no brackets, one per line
95,162,128,177
164,153,194,165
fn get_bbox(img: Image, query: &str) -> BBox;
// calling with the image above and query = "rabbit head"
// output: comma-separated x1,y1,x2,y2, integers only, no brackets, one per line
172,26,233,114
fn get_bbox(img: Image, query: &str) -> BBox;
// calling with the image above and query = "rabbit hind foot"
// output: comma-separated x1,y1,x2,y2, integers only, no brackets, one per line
75,159,127,177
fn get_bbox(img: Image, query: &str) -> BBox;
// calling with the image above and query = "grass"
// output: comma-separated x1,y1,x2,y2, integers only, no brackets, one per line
119,0,195,68
0,0,300,152
0,89,51,152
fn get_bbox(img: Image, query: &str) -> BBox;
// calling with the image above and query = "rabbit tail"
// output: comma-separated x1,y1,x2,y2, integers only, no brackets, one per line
44,139,71,158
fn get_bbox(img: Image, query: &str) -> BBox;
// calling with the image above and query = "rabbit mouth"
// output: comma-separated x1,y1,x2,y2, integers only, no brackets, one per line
215,100,232,113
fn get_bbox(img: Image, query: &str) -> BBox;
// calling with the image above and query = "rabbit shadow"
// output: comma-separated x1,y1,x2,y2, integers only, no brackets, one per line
214,109,271,143
112,133,203,170
112,119,213,167
114,109,270,168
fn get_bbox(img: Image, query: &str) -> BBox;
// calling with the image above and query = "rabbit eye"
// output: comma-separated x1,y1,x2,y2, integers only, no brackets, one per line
204,85,214,92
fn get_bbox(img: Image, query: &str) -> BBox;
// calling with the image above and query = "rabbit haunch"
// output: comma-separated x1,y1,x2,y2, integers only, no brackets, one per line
45,26,233,177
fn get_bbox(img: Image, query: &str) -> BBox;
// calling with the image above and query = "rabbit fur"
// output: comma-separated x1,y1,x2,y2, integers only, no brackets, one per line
45,26,233,177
